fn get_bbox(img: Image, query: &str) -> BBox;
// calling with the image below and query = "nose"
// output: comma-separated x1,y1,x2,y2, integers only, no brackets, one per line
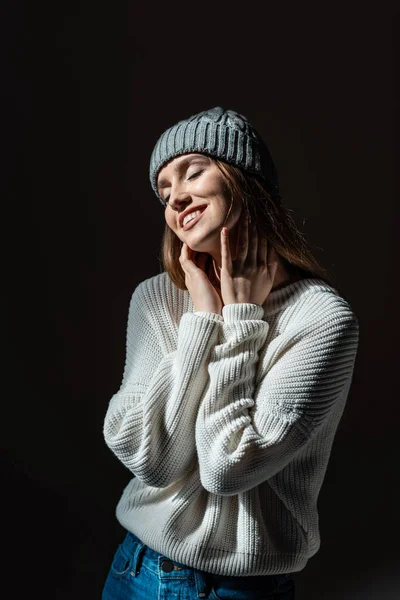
168,184,191,212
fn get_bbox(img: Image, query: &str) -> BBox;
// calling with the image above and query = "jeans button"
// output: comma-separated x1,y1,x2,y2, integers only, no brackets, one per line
161,560,174,573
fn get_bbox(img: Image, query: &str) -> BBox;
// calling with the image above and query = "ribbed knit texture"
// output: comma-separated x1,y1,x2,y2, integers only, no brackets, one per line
103,273,359,576
149,107,281,206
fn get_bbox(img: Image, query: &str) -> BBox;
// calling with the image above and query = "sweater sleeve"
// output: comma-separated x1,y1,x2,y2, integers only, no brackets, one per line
103,280,222,488
195,299,359,496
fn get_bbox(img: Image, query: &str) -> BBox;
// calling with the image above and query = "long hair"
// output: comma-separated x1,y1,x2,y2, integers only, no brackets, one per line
159,158,336,291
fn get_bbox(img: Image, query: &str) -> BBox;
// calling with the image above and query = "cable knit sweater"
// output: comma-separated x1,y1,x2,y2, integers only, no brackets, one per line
103,272,359,576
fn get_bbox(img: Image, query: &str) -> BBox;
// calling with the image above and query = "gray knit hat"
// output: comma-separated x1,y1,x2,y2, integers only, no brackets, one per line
149,106,281,207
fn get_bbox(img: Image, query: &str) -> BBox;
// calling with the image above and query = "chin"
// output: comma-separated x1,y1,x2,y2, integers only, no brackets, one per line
186,236,220,254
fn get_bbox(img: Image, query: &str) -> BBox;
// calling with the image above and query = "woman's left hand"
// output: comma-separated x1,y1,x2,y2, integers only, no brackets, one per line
220,213,279,307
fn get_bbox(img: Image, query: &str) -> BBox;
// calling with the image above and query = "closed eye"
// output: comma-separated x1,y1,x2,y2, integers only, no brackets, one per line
164,169,204,205
187,169,204,180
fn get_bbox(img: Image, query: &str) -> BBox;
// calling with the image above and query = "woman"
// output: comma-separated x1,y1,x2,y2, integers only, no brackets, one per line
102,107,359,599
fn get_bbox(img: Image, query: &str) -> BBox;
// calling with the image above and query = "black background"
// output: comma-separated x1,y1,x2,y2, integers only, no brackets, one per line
4,2,400,598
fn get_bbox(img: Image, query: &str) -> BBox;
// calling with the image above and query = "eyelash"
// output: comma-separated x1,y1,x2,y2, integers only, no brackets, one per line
164,169,204,204
188,169,203,180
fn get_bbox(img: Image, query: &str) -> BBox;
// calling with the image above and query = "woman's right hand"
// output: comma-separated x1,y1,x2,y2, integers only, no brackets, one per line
179,243,223,315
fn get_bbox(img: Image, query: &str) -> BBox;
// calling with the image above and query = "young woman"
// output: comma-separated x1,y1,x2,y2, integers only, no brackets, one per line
102,107,359,599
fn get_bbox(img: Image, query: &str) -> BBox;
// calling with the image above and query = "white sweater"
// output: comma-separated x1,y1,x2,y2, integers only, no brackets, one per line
103,272,359,576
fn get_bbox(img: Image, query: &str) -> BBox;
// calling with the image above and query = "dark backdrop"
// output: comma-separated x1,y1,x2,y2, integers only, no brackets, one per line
5,2,399,599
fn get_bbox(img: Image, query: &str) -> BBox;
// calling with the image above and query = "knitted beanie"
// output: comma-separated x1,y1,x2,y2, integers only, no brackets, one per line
149,106,281,207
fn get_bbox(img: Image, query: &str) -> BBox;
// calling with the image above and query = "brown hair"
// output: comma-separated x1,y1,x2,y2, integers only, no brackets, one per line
158,158,336,291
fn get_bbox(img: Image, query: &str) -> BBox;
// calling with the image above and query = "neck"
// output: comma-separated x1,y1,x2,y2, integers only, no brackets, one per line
211,255,302,293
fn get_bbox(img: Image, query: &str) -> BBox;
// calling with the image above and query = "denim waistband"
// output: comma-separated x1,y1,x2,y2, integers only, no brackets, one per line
121,530,293,596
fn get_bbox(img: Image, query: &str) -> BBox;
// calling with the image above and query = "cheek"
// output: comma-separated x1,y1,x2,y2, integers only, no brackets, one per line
194,173,225,197
165,210,175,228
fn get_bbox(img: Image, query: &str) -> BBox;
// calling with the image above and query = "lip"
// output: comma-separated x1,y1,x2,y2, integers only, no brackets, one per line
180,205,208,229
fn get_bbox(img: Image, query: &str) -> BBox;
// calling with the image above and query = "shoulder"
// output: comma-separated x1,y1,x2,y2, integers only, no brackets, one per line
134,271,174,299
301,279,358,330
130,271,190,324
268,278,359,339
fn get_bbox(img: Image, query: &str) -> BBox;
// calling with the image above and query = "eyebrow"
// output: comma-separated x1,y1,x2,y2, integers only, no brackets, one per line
157,155,209,191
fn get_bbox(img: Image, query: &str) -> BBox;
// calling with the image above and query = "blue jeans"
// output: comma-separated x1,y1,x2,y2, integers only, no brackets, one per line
102,530,296,599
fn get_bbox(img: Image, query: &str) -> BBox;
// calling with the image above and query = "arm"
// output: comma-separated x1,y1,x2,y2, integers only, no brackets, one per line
103,279,223,488
195,299,359,496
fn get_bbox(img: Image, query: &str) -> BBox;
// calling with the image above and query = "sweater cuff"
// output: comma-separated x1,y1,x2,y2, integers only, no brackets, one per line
222,303,265,323
193,311,224,323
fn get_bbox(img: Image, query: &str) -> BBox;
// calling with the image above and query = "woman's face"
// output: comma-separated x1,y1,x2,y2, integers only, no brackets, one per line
157,153,242,254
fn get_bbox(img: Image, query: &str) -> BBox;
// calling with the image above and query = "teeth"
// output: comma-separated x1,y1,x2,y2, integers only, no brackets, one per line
183,209,202,226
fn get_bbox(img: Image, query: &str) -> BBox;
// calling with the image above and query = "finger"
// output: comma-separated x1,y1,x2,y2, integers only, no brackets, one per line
180,243,194,271
180,242,188,260
181,243,195,260
267,246,279,280
236,210,249,265
248,219,258,266
221,227,233,273
258,230,267,265
269,258,279,283
267,245,279,267
179,243,187,267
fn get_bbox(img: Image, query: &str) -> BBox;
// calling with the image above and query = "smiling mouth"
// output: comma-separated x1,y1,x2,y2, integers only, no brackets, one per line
182,207,207,231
